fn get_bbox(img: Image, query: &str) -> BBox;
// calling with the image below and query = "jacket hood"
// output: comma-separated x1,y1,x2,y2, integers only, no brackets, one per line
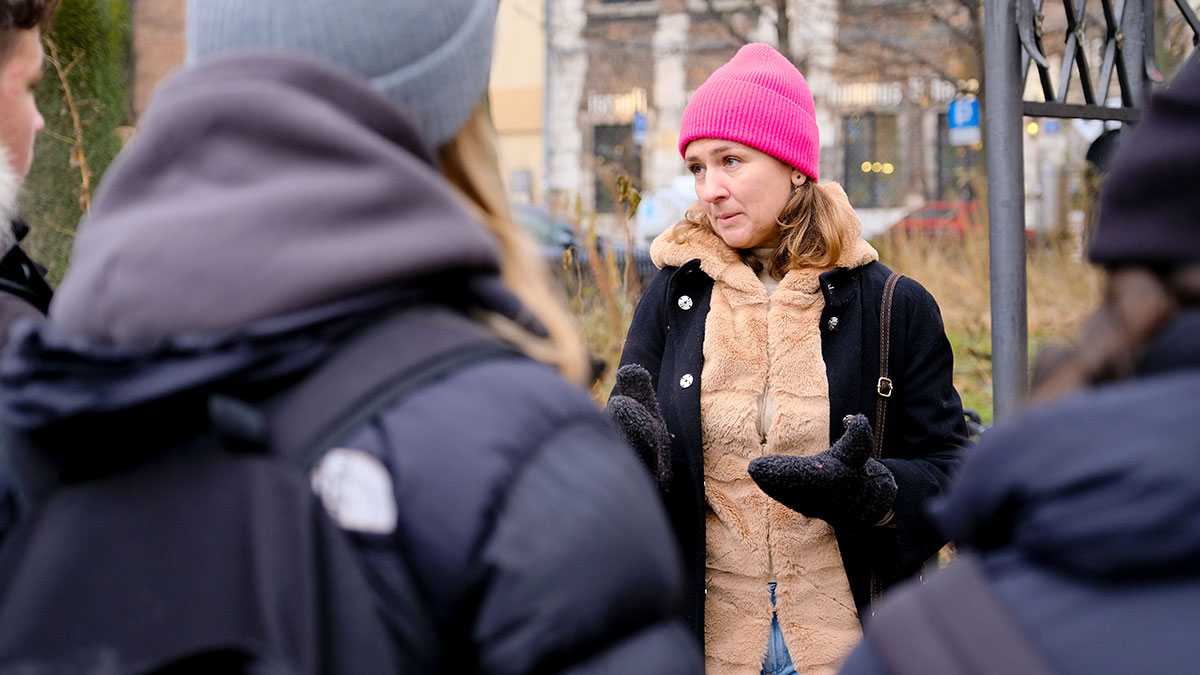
0,291,391,430
937,310,1200,581
49,51,502,349
650,181,877,292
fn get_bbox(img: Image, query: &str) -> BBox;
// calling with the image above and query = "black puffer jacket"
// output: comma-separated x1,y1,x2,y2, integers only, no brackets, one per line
844,309,1200,675
0,53,701,673
620,258,967,637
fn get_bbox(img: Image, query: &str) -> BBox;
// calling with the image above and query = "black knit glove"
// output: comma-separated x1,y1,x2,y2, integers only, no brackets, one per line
606,364,671,491
748,414,896,528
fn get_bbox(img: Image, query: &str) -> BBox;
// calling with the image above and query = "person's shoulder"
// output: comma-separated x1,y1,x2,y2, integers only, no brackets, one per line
998,369,1200,443
845,261,936,306
952,369,1200,501
648,259,705,287
439,352,604,422
640,260,711,306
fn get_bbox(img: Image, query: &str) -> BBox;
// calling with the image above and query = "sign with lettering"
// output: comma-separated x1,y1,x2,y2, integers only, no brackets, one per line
948,97,980,146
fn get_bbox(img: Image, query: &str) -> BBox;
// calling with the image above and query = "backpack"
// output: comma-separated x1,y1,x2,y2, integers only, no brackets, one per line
0,305,518,674
865,551,1057,675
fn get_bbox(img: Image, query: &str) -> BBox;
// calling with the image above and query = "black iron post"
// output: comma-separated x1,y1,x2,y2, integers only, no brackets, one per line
985,0,1029,420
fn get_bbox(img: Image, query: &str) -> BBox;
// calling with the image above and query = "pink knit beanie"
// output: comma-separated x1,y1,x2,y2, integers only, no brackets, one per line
679,43,819,181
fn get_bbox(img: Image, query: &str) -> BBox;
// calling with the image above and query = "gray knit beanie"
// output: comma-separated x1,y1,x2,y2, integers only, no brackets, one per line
186,0,497,147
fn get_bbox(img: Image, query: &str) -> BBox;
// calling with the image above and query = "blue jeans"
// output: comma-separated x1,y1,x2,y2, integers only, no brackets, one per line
762,582,797,675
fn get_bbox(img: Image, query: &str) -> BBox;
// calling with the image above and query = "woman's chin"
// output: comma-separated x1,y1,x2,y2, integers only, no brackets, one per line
715,229,749,249
719,233,765,250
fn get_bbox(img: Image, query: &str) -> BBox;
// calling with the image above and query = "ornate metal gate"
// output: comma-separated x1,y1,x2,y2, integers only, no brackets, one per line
984,0,1199,419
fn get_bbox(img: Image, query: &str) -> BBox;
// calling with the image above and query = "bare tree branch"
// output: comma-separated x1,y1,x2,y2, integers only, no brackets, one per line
837,34,963,88
774,0,790,61
838,0,983,85
699,0,755,46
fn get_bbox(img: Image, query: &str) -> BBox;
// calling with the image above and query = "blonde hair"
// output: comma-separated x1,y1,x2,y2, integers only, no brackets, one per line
1030,265,1200,403
437,102,591,386
672,179,854,278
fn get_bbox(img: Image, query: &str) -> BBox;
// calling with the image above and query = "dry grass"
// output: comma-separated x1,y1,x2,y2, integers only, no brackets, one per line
873,230,1102,424
555,221,642,399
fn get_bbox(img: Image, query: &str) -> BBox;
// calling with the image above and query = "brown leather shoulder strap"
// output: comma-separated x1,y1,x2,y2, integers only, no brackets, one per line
874,272,904,458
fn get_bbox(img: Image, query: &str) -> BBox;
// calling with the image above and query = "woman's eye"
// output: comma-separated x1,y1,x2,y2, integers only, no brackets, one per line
688,164,704,176
723,156,740,167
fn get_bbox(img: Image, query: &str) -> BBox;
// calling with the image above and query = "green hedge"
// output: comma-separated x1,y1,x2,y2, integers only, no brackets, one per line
21,0,131,285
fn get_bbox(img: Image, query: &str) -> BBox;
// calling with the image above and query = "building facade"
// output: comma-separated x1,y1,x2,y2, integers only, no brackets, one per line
534,0,991,240
130,1,1090,240
542,0,844,238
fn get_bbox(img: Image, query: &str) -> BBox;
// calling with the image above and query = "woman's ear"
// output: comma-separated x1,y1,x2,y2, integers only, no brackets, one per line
791,171,807,187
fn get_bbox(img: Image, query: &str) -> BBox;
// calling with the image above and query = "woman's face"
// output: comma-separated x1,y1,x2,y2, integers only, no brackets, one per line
684,138,803,250
0,28,45,178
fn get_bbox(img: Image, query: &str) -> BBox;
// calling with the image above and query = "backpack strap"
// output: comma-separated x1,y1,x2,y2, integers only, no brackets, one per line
866,552,1058,675
210,305,521,467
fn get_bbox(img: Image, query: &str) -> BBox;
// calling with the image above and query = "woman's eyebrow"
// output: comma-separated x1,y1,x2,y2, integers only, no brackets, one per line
684,144,736,163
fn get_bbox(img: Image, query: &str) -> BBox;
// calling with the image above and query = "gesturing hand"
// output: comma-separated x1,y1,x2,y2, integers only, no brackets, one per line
605,364,672,491
748,413,896,528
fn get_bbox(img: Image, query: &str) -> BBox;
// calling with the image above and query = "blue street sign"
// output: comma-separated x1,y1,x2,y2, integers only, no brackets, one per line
632,111,647,146
948,97,980,146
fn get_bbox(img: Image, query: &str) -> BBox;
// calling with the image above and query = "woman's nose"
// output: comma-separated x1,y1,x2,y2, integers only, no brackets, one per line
697,174,728,203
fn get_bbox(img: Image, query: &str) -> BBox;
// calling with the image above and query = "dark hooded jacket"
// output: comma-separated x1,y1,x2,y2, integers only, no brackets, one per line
842,309,1200,674
0,52,701,674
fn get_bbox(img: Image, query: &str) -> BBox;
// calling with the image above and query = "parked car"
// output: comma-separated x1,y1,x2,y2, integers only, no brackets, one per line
510,201,581,261
510,202,656,282
635,174,696,246
891,200,982,238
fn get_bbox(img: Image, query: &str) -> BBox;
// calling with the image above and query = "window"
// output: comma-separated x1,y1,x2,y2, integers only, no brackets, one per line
842,113,901,208
936,112,982,201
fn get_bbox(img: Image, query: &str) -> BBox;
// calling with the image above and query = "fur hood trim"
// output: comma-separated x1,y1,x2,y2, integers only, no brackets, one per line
0,146,20,251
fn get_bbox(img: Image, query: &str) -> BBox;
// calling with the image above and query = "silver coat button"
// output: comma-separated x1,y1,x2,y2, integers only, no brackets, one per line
677,295,693,310
827,316,839,331
680,373,694,388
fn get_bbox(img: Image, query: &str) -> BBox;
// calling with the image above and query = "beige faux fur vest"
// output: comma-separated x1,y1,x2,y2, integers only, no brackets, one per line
651,183,878,674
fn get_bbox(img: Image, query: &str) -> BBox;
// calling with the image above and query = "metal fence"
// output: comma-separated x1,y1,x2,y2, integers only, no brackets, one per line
985,0,1199,419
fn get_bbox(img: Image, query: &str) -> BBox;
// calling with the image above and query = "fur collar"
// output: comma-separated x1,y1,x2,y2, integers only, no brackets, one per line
0,146,20,251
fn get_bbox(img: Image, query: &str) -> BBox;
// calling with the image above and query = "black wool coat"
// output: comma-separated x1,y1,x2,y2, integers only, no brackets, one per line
619,258,968,640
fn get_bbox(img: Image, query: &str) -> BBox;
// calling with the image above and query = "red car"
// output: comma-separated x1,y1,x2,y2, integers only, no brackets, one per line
892,201,982,238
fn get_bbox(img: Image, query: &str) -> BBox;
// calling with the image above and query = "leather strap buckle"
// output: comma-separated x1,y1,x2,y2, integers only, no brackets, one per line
877,377,894,398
